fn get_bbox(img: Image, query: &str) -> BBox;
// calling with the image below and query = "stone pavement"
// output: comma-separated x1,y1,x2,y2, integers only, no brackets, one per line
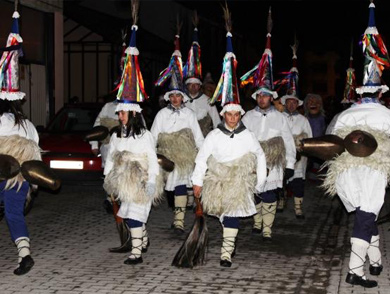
0,178,389,294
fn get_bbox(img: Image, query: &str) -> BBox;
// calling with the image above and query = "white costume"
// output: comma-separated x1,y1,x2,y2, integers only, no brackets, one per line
0,113,38,142
104,130,159,223
242,107,296,191
326,102,390,216
192,125,267,220
90,102,118,167
150,106,204,191
185,94,221,131
283,112,312,180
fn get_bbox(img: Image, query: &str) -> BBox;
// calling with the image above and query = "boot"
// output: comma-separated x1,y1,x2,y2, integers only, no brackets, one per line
276,197,285,213
14,237,34,275
187,189,194,210
220,227,238,267
262,202,277,241
124,227,143,265
172,195,187,233
142,224,150,253
294,197,305,219
345,237,377,288
252,202,263,234
367,235,383,276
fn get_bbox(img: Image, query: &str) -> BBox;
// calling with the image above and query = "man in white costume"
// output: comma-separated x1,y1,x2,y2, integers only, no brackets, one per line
323,1,390,288
281,94,312,218
152,32,204,234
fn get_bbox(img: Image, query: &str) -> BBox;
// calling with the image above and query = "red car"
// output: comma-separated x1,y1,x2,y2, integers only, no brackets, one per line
39,103,106,182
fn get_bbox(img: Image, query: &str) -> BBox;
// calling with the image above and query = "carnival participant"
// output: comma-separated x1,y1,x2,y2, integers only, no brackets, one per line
0,9,40,275
152,29,204,234
103,16,162,265
183,14,221,209
240,8,296,241
192,7,267,267
323,1,390,288
280,39,312,218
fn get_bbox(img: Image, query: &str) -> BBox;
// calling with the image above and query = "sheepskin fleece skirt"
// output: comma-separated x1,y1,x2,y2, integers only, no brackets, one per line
291,132,309,180
103,151,164,222
198,114,212,137
0,135,41,190
322,126,390,215
260,136,286,170
202,153,257,221
157,128,197,190
100,117,119,145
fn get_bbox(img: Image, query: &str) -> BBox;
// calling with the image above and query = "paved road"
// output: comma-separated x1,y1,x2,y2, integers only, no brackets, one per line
0,179,389,294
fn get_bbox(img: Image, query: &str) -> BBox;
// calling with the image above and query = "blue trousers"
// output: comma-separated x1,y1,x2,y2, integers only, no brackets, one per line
255,189,278,204
287,178,305,198
174,185,187,196
222,216,239,229
352,207,378,243
125,219,143,228
0,181,30,242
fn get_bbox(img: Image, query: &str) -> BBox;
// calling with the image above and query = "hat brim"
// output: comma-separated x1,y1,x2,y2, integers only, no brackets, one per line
115,102,142,113
356,85,389,94
163,90,189,102
185,77,202,85
251,88,278,99
281,95,303,106
219,104,245,116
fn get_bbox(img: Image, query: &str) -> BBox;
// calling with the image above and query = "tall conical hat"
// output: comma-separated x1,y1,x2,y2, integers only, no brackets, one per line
155,17,189,102
0,9,25,101
240,7,277,99
210,3,244,116
115,0,148,113
184,11,202,85
356,0,390,94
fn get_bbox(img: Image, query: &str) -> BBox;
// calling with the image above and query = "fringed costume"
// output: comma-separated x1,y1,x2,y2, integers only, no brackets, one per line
192,122,267,265
242,106,296,239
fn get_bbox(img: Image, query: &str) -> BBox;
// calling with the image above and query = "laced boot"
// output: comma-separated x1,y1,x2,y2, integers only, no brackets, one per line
14,237,34,275
220,227,238,267
345,238,377,288
294,197,305,219
124,227,143,265
252,202,263,234
142,224,150,253
262,202,277,242
367,235,383,276
172,195,187,234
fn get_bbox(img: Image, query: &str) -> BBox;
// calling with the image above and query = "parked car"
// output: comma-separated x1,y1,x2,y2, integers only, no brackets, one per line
39,103,107,182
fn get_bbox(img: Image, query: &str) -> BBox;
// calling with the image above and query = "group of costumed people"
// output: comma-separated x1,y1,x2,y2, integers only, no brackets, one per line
0,0,383,290
0,4,61,276
93,1,390,289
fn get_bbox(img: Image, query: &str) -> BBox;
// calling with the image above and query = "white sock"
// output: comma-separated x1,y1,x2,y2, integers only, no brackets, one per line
15,237,30,263
349,237,369,277
367,235,382,267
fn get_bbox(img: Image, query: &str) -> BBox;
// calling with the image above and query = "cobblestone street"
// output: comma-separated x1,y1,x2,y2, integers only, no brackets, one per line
0,179,389,294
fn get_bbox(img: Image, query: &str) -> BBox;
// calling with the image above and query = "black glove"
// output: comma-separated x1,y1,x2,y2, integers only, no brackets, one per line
284,168,294,181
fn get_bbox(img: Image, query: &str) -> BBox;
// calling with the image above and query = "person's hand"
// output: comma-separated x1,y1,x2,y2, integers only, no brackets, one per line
284,168,294,180
91,149,99,156
146,182,156,197
193,185,202,198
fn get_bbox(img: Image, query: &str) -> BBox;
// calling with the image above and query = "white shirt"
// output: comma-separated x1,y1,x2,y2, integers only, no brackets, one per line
242,107,296,191
90,102,118,150
185,93,221,128
0,113,39,143
104,130,159,184
192,126,267,192
150,106,204,149
283,111,313,179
